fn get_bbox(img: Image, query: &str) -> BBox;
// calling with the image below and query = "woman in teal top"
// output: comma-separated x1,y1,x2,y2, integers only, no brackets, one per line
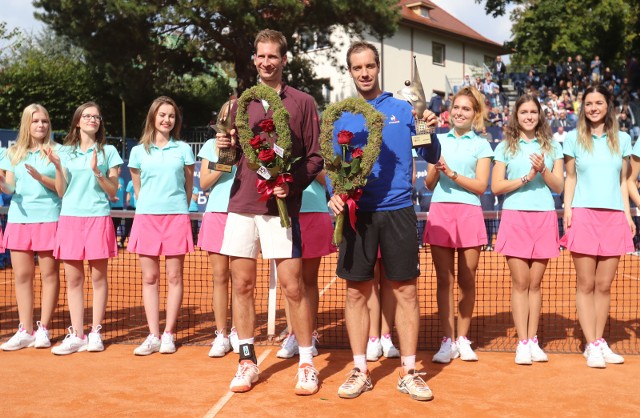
491,94,564,365
0,104,61,352
46,102,123,355
424,86,493,364
562,85,633,368
127,96,195,356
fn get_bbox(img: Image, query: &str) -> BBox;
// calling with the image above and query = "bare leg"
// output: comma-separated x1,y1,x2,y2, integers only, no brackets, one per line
139,256,161,336
431,245,455,339
379,264,397,336
64,260,86,337
210,252,230,333
12,251,36,332
164,255,185,334
385,277,418,356
572,253,597,343
507,257,531,342
301,257,321,330
37,251,60,329
366,261,381,338
276,258,312,347
90,258,109,329
230,257,257,340
527,259,548,339
345,279,373,356
456,247,481,338
593,256,620,340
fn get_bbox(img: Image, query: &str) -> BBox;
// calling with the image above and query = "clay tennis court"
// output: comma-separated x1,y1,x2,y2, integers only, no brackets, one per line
0,215,639,416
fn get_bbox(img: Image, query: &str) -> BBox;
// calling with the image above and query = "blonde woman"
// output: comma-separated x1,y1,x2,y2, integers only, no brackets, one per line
0,104,61,351
492,94,564,364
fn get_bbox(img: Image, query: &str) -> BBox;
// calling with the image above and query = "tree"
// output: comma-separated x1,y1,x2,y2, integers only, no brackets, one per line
33,0,400,107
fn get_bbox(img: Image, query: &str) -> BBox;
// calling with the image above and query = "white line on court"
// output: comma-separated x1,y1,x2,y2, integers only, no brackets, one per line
203,348,273,418
623,274,640,281
319,276,338,297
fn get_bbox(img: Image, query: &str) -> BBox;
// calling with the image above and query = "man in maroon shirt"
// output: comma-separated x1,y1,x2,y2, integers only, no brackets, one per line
216,29,323,396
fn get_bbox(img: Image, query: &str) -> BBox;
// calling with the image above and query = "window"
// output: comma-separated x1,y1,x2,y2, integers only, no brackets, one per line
300,31,330,51
432,42,445,66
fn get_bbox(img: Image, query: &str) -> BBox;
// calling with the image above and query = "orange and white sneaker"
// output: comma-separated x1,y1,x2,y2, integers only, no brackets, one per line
337,368,372,399
295,363,319,396
229,360,260,393
397,369,434,401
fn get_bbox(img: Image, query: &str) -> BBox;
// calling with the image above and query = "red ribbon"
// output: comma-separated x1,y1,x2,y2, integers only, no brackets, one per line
256,173,293,201
341,189,363,231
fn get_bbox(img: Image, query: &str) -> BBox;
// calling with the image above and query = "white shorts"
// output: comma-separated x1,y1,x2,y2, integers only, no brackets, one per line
219,213,302,259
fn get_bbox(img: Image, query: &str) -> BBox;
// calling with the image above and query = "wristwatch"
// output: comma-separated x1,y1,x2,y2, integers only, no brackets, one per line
451,171,459,180
94,171,104,179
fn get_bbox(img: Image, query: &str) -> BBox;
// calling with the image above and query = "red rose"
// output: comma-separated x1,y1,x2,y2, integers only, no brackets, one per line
249,134,264,149
258,148,276,163
337,130,354,145
351,148,364,159
258,119,275,133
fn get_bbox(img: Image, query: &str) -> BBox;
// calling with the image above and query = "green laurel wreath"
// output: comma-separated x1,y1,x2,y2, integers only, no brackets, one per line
236,83,292,172
320,97,385,194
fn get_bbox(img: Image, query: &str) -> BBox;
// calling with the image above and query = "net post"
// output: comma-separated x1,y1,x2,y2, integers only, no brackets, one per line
267,259,278,339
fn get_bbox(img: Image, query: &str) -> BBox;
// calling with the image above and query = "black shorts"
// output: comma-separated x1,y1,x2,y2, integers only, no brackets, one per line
336,206,419,282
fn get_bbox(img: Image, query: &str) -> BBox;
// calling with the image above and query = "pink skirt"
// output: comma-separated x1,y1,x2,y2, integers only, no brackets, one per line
197,212,227,253
495,210,560,259
424,202,487,248
560,208,634,256
128,214,194,256
3,222,57,252
299,212,336,259
54,216,117,260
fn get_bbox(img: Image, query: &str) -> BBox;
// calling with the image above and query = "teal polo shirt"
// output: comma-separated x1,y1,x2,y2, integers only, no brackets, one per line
125,180,136,208
431,130,494,206
197,138,235,213
494,139,563,211
563,130,631,210
110,177,125,209
128,139,195,214
59,144,123,217
0,145,62,223
300,179,329,213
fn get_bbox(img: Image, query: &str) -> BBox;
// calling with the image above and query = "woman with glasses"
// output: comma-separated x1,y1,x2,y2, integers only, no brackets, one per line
0,104,61,351
46,102,123,355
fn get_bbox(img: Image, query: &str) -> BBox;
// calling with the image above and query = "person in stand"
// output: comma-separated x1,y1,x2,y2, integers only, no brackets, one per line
424,86,493,364
561,85,633,368
328,41,441,401
127,96,195,356
46,101,123,355
122,178,137,246
0,104,60,351
491,94,564,365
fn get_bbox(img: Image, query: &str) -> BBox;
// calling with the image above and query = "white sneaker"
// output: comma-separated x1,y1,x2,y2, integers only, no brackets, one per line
229,361,260,393
51,327,87,355
277,333,299,358
133,334,161,356
208,330,231,357
229,327,239,354
312,330,320,357
598,338,624,364
366,337,382,362
529,337,548,362
33,321,51,348
0,324,35,351
295,363,319,396
381,334,400,358
85,325,104,352
456,336,478,361
515,340,532,365
432,337,459,363
585,342,606,368
159,332,176,354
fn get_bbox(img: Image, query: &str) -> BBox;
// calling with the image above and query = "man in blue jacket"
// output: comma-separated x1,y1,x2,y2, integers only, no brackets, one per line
328,41,441,401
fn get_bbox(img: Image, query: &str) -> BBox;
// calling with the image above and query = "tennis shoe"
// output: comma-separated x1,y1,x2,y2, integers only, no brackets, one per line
366,337,382,362
397,369,433,401
295,363,319,396
381,335,400,358
337,368,372,399
456,336,478,361
229,360,260,393
529,336,548,362
209,330,231,357
51,327,87,355
229,327,239,354
159,332,176,354
133,334,161,356
585,342,606,368
277,333,299,358
33,321,51,348
598,338,624,364
85,325,104,352
432,337,459,363
0,324,35,351
515,340,532,365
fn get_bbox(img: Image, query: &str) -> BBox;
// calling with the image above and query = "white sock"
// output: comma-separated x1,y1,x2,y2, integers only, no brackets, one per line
238,338,255,345
401,355,416,373
353,354,367,372
298,346,314,366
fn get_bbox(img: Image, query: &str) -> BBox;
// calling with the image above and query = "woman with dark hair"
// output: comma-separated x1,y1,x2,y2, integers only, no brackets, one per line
127,96,195,356
562,85,634,368
492,94,564,364
46,102,123,354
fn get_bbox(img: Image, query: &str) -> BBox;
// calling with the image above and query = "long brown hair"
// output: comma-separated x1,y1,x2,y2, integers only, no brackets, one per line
576,84,619,154
503,94,553,157
63,101,107,154
139,96,182,152
8,103,56,165
449,86,486,131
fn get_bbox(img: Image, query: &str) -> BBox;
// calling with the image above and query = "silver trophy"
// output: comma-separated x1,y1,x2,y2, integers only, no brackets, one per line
398,56,436,147
209,99,236,172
